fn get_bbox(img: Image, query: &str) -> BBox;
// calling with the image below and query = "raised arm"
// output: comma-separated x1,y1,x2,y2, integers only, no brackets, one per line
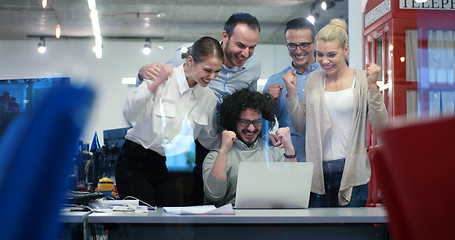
366,63,388,129
283,69,307,132
123,64,172,122
275,127,297,162
138,63,161,82
267,83,284,107
203,130,236,204
147,64,172,94
210,130,236,180
136,43,189,83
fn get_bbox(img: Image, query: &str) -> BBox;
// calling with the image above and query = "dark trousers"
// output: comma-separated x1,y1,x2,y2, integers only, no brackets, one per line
309,158,369,207
192,140,210,205
115,140,168,207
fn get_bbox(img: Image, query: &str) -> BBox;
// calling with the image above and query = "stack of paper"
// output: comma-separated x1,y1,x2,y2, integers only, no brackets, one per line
89,199,150,212
163,203,234,215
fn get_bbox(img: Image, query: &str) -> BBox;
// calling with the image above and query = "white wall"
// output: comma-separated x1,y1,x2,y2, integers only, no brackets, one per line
348,0,365,70
0,39,290,146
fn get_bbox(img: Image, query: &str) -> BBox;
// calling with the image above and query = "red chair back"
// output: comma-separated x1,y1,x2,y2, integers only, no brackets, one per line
374,116,455,240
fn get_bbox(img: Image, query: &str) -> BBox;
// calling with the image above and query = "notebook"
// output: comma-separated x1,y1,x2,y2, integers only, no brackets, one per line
234,161,313,209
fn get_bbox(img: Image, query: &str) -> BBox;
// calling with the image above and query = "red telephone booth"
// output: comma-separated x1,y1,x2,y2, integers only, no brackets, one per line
363,0,455,207
364,0,455,124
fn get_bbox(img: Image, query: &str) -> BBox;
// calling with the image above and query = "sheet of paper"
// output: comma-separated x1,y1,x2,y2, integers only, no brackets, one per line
163,203,234,215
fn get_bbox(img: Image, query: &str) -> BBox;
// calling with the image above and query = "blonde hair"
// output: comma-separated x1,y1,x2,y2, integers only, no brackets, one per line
316,18,348,48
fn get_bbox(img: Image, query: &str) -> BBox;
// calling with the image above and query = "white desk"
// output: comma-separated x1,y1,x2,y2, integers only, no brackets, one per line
59,210,90,240
86,207,389,239
59,210,90,223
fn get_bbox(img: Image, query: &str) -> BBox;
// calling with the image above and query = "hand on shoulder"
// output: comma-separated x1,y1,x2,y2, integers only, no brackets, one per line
139,63,162,81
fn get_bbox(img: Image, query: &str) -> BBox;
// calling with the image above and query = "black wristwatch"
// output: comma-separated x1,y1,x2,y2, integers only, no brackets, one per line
284,153,296,158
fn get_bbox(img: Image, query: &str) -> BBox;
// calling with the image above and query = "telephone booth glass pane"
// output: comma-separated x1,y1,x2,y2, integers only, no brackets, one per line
422,30,455,118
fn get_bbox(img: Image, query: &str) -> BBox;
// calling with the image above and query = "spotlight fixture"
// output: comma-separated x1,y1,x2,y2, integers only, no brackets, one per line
321,0,335,10
142,39,151,55
307,11,319,25
180,46,188,54
321,1,327,10
306,15,316,25
307,1,321,25
37,37,46,54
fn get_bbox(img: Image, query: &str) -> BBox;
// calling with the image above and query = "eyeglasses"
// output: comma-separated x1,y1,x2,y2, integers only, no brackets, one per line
286,40,314,51
239,119,262,127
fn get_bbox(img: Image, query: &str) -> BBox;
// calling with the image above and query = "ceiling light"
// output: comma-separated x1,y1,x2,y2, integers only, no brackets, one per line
87,0,102,58
143,17,151,28
156,12,166,18
55,24,61,38
306,11,319,25
321,1,327,10
142,39,151,55
307,15,316,25
93,37,102,59
87,0,96,10
121,78,136,85
321,1,335,10
42,0,47,8
37,37,46,54
308,1,320,25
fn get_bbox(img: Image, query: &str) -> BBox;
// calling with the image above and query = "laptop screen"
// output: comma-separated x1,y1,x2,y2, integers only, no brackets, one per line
234,162,313,209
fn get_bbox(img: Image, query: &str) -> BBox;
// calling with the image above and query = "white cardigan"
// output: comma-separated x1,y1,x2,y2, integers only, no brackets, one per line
286,70,388,206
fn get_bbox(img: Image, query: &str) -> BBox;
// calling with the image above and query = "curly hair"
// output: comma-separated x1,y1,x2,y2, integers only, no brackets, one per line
218,88,276,132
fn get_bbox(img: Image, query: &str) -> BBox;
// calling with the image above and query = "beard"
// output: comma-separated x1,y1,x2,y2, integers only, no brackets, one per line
237,128,260,147
224,40,247,67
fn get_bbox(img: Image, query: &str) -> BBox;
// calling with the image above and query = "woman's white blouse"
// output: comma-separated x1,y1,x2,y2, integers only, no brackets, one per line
123,64,219,156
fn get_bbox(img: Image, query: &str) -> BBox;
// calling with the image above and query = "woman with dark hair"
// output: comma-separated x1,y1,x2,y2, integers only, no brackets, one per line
116,36,224,206
203,88,296,206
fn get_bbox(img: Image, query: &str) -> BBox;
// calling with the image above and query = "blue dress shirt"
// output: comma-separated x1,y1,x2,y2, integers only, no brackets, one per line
263,61,321,162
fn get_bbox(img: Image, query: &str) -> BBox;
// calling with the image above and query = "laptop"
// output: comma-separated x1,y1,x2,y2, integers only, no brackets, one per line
234,161,313,209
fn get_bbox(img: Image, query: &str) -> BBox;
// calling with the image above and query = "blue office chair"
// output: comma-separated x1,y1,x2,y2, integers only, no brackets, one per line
0,85,95,240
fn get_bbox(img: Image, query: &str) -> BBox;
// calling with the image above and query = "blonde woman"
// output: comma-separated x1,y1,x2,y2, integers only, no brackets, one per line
284,19,388,207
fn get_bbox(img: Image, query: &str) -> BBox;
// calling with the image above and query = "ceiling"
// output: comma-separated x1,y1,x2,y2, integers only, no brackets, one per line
0,0,348,44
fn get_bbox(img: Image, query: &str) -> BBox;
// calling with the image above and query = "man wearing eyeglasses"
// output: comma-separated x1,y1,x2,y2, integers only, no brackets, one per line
203,89,296,206
263,17,322,163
